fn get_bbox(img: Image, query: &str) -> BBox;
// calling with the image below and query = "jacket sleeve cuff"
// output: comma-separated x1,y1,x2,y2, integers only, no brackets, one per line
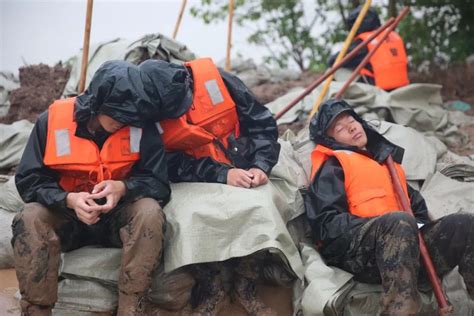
216,166,230,184
250,161,272,175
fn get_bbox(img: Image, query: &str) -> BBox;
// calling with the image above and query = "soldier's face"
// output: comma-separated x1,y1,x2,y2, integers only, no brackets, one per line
327,113,368,149
97,114,125,133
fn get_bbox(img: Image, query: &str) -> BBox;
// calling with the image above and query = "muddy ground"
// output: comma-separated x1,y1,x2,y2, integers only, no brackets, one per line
1,62,473,156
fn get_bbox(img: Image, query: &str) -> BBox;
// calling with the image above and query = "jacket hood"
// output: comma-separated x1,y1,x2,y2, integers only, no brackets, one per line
347,7,381,35
75,60,154,127
139,59,193,121
309,99,404,163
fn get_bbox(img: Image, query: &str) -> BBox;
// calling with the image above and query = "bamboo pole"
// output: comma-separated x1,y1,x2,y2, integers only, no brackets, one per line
333,7,453,314
273,17,395,120
225,0,234,71
172,0,187,39
308,0,372,119
78,0,94,93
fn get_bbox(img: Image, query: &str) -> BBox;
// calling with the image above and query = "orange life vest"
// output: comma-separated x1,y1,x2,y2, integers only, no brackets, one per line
157,58,240,164
310,145,409,218
43,98,141,192
356,31,409,90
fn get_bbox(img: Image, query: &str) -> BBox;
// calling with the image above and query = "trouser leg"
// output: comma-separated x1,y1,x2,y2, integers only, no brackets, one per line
105,198,166,315
11,202,78,315
422,212,474,298
338,212,421,315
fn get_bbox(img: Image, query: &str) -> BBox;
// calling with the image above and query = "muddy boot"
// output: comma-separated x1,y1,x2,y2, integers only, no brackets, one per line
144,302,180,316
114,199,166,316
233,275,276,316
191,265,229,316
117,291,148,316
19,300,52,316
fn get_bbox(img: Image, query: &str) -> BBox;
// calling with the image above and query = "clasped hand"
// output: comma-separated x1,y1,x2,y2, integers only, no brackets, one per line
66,180,126,225
227,167,269,188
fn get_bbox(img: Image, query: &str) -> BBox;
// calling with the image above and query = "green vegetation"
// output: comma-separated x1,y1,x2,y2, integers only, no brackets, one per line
190,0,474,70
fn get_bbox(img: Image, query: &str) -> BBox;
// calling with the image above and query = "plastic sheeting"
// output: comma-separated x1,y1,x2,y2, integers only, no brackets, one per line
0,72,20,117
162,140,305,277
0,120,33,170
63,33,196,97
421,172,474,220
0,176,24,269
266,81,469,151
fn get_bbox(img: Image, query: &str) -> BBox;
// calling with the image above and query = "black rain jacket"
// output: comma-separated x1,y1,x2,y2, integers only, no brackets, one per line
305,99,430,263
139,59,281,184
328,7,382,85
15,60,171,212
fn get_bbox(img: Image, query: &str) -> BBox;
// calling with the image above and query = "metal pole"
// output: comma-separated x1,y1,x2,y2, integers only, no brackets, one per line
225,0,234,71
78,0,94,93
172,0,187,39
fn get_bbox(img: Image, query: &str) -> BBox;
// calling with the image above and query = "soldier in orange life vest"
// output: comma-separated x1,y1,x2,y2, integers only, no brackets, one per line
328,7,409,90
12,61,170,316
306,99,474,314
138,58,281,315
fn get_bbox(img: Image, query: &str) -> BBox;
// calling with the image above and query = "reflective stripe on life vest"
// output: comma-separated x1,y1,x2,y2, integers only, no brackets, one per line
43,98,140,192
159,58,240,164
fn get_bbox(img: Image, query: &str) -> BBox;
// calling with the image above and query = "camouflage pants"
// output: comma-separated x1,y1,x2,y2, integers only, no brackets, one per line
332,212,474,315
11,198,166,312
190,254,278,315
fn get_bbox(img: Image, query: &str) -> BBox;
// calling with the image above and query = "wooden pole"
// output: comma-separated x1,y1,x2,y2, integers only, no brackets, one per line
172,0,187,39
308,0,372,119
386,156,453,315
225,0,234,71
333,8,453,314
78,0,94,94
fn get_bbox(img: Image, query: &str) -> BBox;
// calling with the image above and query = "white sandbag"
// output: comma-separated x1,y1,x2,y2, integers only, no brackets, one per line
0,209,15,268
0,176,24,213
420,172,474,220
0,120,33,169
54,279,117,315
374,121,437,181
0,71,20,117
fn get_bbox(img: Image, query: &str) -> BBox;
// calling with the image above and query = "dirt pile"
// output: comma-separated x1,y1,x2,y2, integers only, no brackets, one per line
0,63,70,124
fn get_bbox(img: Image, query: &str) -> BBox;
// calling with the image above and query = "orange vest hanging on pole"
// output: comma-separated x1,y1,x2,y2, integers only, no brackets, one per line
310,144,409,218
157,58,240,164
43,98,141,192
356,31,409,90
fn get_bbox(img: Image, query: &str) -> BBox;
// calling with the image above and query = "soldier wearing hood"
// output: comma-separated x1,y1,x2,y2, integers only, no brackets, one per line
139,57,281,315
306,99,474,314
328,7,409,90
12,61,170,315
